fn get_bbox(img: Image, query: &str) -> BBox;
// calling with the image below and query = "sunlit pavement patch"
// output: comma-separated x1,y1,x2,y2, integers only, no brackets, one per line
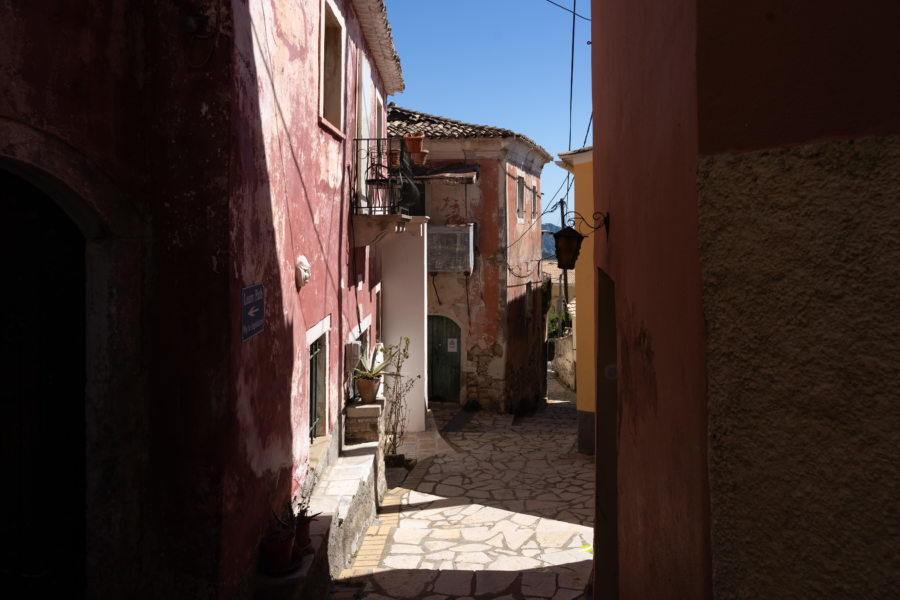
338,374,592,599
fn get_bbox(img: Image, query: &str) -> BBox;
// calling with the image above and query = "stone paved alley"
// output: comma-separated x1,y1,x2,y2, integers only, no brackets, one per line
332,371,594,599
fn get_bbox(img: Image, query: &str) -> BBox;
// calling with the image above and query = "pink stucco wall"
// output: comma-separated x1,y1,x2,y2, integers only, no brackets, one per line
224,0,385,592
592,0,712,598
1,0,390,594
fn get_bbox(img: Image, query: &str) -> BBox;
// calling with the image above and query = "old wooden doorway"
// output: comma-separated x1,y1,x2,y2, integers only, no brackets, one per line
427,315,460,404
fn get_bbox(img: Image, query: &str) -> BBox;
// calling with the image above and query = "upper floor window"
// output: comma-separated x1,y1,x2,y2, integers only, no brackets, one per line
320,0,345,132
531,184,538,220
516,176,525,220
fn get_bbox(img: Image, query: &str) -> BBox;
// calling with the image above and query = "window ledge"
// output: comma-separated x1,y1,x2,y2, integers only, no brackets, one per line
319,116,345,140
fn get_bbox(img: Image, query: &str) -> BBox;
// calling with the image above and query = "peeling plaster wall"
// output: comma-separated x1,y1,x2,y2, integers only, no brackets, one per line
425,139,547,413
3,0,390,594
699,136,900,599
225,0,384,593
426,156,507,410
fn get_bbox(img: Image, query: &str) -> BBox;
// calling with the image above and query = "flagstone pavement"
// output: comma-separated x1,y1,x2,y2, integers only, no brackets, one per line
332,370,594,599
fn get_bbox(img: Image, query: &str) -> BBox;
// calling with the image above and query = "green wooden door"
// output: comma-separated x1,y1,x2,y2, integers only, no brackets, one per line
428,316,461,403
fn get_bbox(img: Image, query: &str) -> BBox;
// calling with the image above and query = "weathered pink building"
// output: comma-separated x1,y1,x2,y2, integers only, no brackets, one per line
1,0,408,596
388,105,551,413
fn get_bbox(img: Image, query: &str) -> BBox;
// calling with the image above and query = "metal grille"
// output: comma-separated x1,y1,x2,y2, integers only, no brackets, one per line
353,137,419,215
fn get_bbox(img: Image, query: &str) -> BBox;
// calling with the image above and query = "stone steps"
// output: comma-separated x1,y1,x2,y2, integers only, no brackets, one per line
256,433,386,599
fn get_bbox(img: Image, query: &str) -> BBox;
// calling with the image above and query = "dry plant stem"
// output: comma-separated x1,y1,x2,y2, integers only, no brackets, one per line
382,337,420,456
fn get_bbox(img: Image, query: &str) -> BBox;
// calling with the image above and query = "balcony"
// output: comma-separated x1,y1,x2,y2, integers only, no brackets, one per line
352,138,419,247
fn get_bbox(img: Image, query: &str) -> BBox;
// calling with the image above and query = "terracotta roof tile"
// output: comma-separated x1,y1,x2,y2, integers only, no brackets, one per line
388,104,551,161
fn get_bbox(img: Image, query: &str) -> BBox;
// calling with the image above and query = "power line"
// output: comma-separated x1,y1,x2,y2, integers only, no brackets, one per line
565,0,577,209
582,111,593,148
542,0,590,21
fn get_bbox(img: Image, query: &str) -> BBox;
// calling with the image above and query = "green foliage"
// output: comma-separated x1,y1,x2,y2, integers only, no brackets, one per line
547,305,571,339
541,276,553,315
354,344,395,380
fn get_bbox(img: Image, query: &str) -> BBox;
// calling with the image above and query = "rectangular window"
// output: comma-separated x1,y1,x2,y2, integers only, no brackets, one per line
516,176,525,220
309,336,326,440
532,184,538,220
320,0,345,131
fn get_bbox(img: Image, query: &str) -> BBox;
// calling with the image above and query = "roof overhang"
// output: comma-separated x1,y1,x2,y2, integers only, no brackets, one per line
556,146,593,169
352,0,404,95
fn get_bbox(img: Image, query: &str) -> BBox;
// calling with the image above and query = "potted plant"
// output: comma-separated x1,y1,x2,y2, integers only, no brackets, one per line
291,496,321,552
403,131,425,153
354,344,394,404
260,502,296,575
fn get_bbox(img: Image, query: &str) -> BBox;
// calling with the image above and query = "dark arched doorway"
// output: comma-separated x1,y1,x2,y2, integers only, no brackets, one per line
0,169,85,593
427,315,461,404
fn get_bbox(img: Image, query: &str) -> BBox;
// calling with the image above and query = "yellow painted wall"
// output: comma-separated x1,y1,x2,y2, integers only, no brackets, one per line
573,159,595,414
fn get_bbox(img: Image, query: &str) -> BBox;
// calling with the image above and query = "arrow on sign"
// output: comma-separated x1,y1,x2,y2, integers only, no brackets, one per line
248,306,259,317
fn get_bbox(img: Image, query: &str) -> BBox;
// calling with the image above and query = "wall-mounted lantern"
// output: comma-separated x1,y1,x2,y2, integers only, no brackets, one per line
553,226,585,270
551,211,609,269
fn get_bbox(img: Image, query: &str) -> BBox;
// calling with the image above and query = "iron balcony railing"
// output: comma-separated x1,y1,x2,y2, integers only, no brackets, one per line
353,137,419,216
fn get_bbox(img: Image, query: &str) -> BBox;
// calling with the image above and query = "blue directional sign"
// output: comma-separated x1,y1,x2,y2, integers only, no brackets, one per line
241,283,265,341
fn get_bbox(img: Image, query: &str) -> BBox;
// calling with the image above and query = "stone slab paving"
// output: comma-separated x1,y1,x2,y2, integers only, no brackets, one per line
335,372,594,599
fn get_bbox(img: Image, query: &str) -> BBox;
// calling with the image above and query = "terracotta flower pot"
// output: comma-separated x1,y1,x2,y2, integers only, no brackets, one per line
389,148,401,168
411,149,429,166
295,520,311,551
404,132,425,153
355,377,380,404
260,532,295,575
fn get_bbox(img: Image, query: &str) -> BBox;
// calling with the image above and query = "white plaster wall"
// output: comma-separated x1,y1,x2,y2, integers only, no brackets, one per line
381,218,428,432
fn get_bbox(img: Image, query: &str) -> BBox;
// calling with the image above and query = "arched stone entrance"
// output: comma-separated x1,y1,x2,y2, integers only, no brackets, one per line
0,119,144,596
1,168,85,591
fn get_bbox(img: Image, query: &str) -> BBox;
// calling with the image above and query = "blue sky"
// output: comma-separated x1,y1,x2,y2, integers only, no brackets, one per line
384,0,593,228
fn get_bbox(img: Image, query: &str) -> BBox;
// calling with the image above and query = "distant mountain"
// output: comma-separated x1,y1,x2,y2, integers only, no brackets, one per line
541,223,560,259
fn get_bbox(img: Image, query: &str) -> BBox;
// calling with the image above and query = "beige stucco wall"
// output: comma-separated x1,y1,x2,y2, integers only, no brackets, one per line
572,159,595,415
698,135,900,599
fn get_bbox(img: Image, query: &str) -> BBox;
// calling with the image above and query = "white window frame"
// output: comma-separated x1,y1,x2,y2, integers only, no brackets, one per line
320,0,346,133
306,315,332,437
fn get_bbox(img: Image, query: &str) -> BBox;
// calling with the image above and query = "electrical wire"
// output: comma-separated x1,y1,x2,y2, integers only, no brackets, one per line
582,112,593,148
542,0,590,21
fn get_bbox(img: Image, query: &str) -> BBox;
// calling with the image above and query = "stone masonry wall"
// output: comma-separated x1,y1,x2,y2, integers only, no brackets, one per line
463,343,506,411
551,333,576,391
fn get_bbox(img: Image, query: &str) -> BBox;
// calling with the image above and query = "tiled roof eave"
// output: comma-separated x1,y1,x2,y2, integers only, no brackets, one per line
388,104,552,163
352,0,404,94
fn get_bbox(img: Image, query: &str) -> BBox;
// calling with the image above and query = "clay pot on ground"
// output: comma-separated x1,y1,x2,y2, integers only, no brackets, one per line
355,377,381,403
404,131,425,153
260,531,295,575
295,520,311,550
